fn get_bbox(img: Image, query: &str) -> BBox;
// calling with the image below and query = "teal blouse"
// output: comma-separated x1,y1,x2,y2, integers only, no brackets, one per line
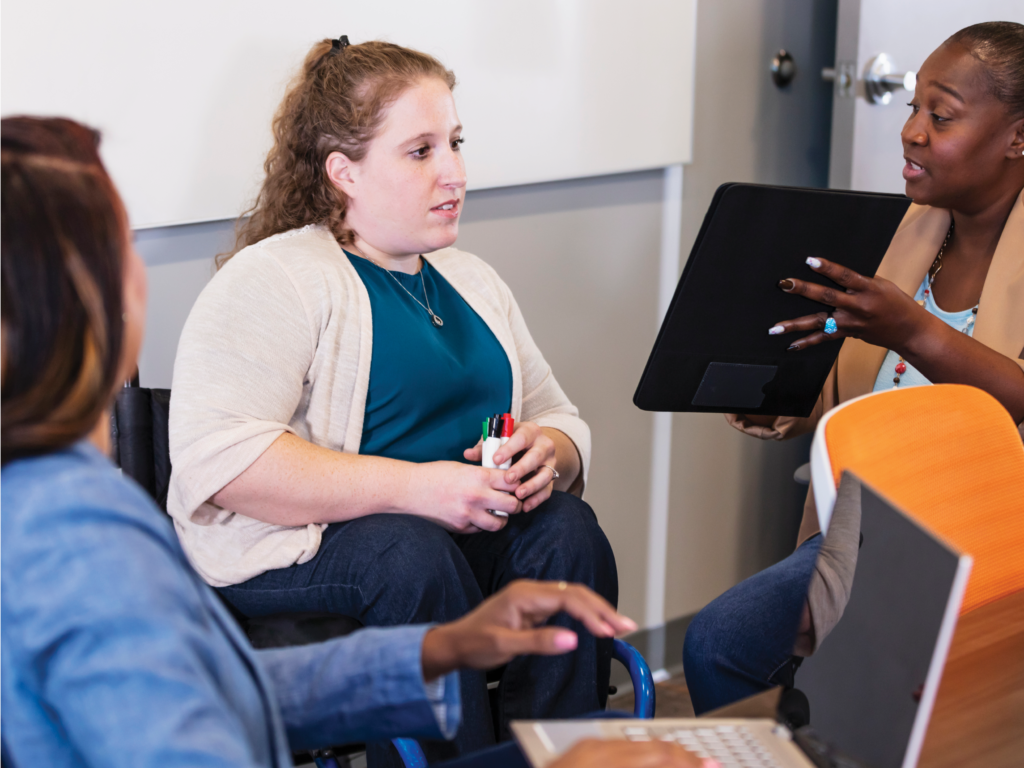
346,253,513,463
872,275,978,392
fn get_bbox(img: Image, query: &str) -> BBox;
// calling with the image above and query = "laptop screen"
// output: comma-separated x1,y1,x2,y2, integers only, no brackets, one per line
795,479,967,768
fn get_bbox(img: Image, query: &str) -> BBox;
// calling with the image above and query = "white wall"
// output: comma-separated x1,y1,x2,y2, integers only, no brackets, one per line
2,0,696,227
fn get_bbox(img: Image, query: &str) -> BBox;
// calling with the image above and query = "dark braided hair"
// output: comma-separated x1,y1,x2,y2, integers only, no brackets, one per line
945,21,1024,116
1,117,126,465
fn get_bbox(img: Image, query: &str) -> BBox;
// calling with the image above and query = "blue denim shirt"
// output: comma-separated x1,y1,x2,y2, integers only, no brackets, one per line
1,442,460,767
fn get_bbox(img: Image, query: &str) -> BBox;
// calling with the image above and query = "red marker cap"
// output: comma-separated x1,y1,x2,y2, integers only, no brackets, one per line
501,414,514,438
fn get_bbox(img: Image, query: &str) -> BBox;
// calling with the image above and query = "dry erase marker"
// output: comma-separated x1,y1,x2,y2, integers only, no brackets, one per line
481,418,508,518
498,413,514,470
482,416,503,470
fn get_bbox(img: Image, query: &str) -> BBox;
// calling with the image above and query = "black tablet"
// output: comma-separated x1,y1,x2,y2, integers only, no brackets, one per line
633,183,911,417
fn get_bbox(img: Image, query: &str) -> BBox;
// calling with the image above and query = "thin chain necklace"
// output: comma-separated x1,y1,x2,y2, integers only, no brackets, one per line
916,219,954,307
361,253,444,328
893,219,977,388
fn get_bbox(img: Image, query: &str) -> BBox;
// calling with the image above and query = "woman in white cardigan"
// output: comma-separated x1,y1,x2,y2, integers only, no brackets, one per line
168,39,617,767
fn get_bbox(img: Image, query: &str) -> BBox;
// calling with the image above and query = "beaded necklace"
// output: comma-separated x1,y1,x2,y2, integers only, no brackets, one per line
891,220,978,388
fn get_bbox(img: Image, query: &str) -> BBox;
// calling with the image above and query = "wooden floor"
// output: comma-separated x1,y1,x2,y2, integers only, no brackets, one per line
917,589,1024,768
607,671,696,718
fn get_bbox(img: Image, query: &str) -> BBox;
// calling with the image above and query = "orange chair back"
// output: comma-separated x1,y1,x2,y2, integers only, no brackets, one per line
821,385,1024,614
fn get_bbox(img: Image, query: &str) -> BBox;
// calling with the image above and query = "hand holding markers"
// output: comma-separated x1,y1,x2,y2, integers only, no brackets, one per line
465,415,559,514
405,460,521,533
478,413,515,518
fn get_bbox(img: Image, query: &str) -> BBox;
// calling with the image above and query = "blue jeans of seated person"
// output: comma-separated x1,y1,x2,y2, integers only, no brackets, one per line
218,491,618,768
682,534,823,715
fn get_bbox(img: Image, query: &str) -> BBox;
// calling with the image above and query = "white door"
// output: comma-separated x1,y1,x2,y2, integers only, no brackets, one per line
827,0,1024,193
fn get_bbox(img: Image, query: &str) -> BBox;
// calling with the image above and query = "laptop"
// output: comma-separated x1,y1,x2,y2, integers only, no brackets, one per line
512,477,972,768
633,184,910,417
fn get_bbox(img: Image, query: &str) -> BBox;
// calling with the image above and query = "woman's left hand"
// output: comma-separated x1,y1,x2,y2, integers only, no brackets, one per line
464,421,557,512
773,256,929,352
421,579,637,680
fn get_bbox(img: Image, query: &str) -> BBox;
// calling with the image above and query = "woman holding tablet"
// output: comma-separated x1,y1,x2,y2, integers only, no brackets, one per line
167,38,616,765
685,21,1024,713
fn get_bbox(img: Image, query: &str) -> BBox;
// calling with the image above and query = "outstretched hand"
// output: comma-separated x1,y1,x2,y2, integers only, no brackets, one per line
550,739,715,768
421,580,636,681
771,256,928,352
768,256,1024,424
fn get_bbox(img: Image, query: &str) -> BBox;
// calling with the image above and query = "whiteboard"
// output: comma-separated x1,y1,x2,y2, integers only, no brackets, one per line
1,0,696,229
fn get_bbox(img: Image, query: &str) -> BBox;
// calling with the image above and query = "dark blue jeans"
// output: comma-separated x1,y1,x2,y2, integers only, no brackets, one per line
218,491,617,767
682,534,822,715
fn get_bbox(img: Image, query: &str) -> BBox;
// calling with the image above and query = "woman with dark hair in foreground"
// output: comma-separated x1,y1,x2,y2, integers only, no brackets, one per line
0,116,706,768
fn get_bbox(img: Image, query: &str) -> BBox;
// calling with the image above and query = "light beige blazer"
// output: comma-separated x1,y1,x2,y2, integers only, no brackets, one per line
729,189,1024,545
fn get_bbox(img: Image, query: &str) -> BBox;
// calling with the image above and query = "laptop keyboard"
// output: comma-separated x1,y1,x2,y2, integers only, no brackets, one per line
622,724,784,768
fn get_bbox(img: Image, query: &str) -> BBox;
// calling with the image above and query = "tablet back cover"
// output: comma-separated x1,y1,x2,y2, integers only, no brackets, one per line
634,184,911,416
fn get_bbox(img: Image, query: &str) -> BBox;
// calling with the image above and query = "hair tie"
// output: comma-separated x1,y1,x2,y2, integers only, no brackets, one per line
330,35,350,55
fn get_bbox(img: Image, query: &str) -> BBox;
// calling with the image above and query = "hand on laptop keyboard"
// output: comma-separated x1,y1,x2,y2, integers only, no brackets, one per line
620,725,781,768
549,739,719,768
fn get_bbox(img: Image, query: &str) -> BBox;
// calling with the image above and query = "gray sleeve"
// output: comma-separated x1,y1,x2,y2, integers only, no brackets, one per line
805,476,862,654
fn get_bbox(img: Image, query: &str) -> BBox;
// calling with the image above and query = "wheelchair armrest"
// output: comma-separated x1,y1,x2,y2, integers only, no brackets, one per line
612,638,656,719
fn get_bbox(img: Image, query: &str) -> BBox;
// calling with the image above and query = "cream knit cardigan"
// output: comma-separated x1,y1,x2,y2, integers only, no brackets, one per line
168,224,591,587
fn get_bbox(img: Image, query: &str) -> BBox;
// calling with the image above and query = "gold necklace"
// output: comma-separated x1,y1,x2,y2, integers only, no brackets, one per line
917,219,954,307
894,220,977,388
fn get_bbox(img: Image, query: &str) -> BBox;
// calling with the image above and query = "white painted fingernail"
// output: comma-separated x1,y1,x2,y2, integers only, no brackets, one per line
553,632,578,650
806,257,822,268
768,325,785,335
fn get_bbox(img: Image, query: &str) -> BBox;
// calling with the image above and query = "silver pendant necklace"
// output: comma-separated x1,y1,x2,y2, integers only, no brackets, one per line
363,254,443,327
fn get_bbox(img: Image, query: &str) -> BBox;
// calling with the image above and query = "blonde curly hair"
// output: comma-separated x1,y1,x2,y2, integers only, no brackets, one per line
221,39,455,267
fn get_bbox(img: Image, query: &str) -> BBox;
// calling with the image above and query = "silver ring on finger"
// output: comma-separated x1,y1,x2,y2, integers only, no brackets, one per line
823,313,838,335
541,464,560,479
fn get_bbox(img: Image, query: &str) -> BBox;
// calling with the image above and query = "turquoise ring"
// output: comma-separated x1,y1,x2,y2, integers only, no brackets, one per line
824,316,838,335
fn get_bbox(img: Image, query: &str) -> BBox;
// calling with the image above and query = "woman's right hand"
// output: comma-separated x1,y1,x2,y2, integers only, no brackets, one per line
550,740,715,768
405,460,523,533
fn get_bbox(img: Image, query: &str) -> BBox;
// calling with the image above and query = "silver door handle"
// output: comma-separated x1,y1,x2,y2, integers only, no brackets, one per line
821,62,855,99
822,54,915,105
864,53,916,105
